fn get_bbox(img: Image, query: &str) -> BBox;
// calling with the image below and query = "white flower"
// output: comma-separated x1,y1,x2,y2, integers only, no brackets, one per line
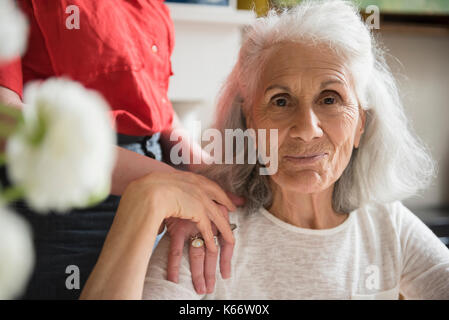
6,78,117,213
0,206,34,299
0,0,28,61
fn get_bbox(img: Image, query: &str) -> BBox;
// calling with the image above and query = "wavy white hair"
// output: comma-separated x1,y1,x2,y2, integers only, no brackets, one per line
200,0,435,213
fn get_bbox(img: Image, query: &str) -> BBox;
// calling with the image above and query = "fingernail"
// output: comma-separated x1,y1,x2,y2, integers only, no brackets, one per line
196,286,205,295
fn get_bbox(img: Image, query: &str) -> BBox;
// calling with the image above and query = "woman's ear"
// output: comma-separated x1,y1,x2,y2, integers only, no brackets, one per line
354,107,366,149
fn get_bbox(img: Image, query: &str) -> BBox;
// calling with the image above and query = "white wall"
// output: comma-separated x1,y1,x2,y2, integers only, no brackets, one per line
379,28,449,209
167,3,253,134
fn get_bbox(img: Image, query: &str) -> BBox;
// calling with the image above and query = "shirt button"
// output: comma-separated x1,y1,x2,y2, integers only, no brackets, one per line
151,44,158,53
161,98,167,104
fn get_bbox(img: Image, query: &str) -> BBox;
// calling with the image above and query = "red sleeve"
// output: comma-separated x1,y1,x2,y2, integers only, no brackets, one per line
0,58,23,100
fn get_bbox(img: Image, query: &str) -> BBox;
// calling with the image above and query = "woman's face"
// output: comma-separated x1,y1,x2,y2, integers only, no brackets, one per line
247,42,365,194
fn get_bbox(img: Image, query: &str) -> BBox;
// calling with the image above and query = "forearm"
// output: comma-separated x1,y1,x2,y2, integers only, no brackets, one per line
0,86,23,151
110,146,176,195
0,85,22,109
80,196,164,299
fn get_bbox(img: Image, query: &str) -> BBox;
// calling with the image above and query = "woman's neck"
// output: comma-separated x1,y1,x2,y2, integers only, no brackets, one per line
267,184,348,230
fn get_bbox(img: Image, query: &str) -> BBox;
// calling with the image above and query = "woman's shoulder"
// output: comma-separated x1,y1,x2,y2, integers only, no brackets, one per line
361,200,416,216
228,206,260,226
355,200,423,232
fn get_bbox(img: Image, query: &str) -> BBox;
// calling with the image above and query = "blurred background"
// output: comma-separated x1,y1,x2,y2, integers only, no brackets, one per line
165,0,449,245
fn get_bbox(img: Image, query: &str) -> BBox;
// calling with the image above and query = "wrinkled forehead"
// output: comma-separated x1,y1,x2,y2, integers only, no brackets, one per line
260,42,353,90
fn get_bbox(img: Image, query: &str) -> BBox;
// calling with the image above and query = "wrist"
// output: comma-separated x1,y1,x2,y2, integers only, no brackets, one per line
144,183,172,226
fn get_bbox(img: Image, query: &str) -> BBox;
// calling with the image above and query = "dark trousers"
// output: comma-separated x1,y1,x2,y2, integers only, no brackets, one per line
0,133,163,299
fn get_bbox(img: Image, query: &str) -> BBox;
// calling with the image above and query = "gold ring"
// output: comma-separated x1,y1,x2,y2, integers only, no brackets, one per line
190,234,204,248
190,223,237,248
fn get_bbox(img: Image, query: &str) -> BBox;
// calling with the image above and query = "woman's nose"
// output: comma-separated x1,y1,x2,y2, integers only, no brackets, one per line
289,106,323,142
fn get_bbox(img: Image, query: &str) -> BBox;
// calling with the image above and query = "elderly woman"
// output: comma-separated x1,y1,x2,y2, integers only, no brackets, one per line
80,0,449,299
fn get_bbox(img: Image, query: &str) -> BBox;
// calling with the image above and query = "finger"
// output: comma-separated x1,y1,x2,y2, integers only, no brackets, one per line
218,204,229,220
166,233,185,283
196,216,218,253
189,244,207,294
203,200,234,246
216,204,234,243
225,191,245,207
219,236,235,279
204,244,219,294
211,214,232,279
199,177,236,212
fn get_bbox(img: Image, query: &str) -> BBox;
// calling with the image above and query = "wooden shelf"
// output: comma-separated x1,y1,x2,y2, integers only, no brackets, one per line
380,12,449,26
378,22,449,36
358,11,449,36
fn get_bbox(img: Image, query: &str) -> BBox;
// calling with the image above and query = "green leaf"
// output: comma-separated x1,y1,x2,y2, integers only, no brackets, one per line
27,102,48,146
0,123,17,137
0,103,22,138
0,103,22,120
0,186,25,205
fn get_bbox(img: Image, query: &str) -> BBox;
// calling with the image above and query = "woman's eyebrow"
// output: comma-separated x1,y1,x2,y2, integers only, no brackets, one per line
319,79,345,89
264,84,291,94
265,80,345,94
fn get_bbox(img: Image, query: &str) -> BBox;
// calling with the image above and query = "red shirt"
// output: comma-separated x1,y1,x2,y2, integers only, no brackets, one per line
0,0,175,136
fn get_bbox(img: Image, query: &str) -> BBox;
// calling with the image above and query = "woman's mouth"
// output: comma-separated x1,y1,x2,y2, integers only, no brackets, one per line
284,153,328,165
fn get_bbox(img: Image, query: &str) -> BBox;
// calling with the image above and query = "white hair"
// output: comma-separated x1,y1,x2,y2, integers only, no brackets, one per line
200,0,435,213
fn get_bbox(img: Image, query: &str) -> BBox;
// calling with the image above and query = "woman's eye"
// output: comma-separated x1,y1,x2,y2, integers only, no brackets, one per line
319,92,342,106
323,97,336,105
271,95,289,107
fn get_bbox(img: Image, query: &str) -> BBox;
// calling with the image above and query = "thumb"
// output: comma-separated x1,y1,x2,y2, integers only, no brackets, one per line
225,191,245,207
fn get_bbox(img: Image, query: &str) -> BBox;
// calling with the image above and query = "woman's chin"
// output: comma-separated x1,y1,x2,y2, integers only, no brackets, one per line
273,170,327,194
